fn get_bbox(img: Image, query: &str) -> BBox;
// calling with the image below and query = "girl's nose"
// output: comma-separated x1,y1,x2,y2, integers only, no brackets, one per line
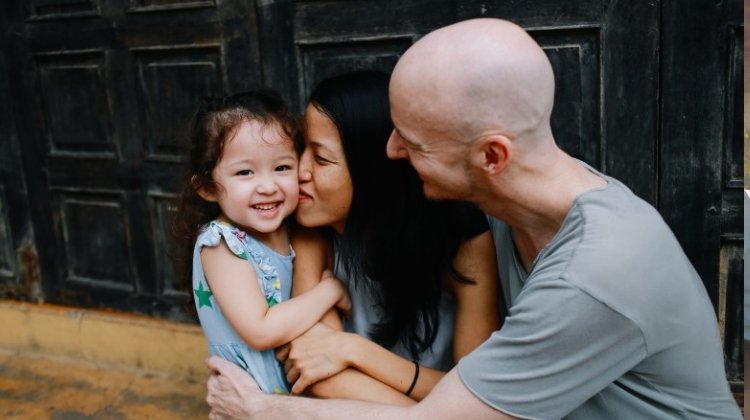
256,175,278,194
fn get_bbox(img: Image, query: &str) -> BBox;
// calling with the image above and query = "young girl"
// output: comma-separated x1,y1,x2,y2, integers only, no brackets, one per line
176,90,350,395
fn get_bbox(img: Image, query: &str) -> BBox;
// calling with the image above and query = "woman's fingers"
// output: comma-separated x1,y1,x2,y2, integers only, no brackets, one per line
275,344,290,363
286,364,300,384
290,373,312,395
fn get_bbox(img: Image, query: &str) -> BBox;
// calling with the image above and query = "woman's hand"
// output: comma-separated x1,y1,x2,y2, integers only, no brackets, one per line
276,322,354,394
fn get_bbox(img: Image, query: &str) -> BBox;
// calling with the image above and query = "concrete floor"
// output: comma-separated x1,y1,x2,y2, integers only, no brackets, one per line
0,349,209,419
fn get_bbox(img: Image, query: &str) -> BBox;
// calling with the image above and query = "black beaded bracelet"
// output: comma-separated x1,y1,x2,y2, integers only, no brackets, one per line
405,360,420,396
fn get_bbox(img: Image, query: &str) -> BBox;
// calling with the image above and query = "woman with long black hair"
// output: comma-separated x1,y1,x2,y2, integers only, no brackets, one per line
280,70,500,404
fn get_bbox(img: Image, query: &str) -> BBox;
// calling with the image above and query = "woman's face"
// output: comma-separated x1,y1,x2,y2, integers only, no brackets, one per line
296,104,353,234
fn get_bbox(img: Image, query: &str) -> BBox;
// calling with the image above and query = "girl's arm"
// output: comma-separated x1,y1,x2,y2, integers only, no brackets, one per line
201,239,349,351
290,226,343,330
284,231,500,402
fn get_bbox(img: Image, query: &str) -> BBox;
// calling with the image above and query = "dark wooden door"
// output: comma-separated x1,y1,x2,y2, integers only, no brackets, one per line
0,8,42,302
660,0,744,384
3,0,267,321
1,0,743,382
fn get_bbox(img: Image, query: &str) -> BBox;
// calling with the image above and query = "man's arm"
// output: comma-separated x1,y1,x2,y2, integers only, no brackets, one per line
206,356,518,420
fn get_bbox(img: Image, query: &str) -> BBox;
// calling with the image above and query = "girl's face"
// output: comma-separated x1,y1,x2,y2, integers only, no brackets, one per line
200,120,299,240
296,105,353,234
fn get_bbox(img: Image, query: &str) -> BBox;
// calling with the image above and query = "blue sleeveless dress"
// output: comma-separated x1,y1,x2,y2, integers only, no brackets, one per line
192,220,293,394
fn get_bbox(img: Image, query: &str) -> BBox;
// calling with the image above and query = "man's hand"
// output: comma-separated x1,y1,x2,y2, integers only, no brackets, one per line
206,356,265,419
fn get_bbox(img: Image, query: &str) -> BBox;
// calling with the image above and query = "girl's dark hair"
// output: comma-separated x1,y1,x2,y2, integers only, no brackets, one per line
173,90,298,295
309,71,475,359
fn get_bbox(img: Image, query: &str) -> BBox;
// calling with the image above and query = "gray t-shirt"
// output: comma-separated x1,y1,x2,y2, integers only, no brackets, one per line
458,173,741,419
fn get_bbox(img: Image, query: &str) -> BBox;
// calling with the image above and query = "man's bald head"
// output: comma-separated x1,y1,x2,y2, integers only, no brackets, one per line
390,18,555,146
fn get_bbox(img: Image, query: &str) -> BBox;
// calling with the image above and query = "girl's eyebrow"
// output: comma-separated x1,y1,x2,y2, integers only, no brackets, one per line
225,158,256,166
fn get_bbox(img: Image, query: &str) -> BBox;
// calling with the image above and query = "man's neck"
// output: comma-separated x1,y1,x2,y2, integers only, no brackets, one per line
483,153,607,271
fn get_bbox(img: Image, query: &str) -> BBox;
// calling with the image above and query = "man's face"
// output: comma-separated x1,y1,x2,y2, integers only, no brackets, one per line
385,112,473,201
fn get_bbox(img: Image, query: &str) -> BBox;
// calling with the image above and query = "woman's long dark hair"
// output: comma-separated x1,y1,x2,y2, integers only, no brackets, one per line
309,71,475,359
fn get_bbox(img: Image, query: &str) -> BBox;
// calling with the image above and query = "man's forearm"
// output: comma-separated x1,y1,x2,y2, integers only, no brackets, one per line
248,393,411,420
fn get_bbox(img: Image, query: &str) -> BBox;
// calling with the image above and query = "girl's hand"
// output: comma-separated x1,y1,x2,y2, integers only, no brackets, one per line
280,322,353,395
319,270,352,315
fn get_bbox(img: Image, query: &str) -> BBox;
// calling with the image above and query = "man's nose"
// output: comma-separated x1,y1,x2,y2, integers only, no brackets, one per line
386,130,408,160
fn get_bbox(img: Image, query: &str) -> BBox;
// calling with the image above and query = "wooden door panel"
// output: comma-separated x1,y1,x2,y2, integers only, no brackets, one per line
258,0,456,111
296,38,412,106
133,46,225,161
293,0,455,41
35,52,116,158
52,190,137,293
533,28,601,169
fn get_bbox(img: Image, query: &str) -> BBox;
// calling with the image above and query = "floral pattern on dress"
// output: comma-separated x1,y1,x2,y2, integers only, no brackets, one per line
209,221,283,308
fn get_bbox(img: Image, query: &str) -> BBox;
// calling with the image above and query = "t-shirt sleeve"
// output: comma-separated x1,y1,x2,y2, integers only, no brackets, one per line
457,277,647,419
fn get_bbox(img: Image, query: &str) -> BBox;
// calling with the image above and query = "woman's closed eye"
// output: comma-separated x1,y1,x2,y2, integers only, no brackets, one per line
314,154,334,165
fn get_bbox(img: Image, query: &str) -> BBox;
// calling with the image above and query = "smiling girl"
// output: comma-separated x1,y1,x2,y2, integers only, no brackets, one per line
175,91,350,394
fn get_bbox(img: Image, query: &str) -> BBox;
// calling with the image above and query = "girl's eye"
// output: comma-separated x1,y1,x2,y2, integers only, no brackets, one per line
275,165,293,172
236,169,253,176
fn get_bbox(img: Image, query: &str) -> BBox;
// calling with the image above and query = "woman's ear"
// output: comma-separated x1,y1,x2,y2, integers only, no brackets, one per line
192,175,217,202
476,134,512,176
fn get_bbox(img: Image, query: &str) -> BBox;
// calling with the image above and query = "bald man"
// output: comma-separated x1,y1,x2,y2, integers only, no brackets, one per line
205,18,741,419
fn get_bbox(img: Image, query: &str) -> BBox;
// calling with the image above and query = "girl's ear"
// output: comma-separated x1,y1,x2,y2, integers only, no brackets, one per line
192,175,217,202
476,134,512,176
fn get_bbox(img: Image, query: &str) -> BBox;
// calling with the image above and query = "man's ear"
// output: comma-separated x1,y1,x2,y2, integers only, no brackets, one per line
192,175,217,202
477,134,512,176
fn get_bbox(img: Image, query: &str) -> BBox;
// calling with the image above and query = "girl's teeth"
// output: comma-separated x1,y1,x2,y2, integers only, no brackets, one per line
254,203,277,210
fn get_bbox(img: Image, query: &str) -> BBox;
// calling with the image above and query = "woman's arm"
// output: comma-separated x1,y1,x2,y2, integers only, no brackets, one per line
278,323,418,404
280,321,442,400
283,231,500,401
201,240,349,350
288,227,415,404
449,230,500,361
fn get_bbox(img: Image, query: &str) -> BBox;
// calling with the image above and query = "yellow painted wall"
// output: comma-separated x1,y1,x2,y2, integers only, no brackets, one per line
0,300,207,379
